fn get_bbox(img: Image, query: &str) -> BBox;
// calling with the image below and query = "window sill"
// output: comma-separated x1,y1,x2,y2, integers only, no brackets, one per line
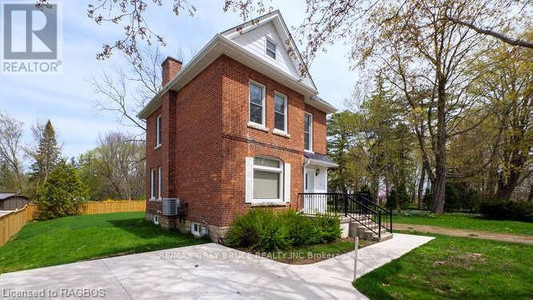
272,129,290,139
154,144,162,150
156,197,163,202
250,201,287,207
304,149,314,154
149,197,156,202
247,122,269,132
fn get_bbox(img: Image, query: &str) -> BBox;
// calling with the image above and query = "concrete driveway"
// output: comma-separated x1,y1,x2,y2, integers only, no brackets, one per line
0,233,433,299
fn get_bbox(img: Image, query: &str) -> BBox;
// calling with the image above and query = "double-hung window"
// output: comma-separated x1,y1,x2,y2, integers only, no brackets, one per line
249,81,265,126
158,166,162,199
274,92,287,132
304,113,313,151
155,115,162,147
150,168,156,199
253,157,283,201
245,156,291,204
266,39,276,59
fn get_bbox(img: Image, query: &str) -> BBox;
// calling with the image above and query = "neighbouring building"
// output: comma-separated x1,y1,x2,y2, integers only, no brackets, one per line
139,10,338,241
0,193,31,210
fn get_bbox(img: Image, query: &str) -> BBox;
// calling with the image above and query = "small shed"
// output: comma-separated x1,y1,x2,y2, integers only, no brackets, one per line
0,193,31,210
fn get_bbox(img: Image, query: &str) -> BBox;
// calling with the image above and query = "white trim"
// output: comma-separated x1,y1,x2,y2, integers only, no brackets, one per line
150,168,156,199
155,115,162,148
247,121,269,132
246,156,286,204
306,158,339,168
137,33,337,119
249,80,266,127
273,128,290,138
284,163,291,203
157,166,162,200
304,112,313,152
245,157,254,203
274,91,288,133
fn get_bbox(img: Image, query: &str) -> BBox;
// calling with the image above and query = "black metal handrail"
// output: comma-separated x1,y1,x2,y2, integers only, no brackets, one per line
299,192,393,239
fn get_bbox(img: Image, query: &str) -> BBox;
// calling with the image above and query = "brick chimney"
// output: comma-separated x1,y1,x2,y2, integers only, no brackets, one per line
161,56,182,86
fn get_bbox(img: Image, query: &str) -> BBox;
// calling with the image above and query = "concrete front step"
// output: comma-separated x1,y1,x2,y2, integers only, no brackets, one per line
348,222,393,242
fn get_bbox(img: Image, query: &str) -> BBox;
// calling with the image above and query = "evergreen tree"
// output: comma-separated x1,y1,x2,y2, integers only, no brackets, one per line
30,120,61,195
37,160,89,219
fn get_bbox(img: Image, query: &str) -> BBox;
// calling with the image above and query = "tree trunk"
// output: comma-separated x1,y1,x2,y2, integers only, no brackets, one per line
496,150,527,200
431,74,447,214
418,166,425,209
528,184,533,202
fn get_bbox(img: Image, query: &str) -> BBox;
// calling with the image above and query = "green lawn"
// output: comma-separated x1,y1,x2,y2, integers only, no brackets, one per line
0,212,206,274
354,234,533,299
393,213,533,236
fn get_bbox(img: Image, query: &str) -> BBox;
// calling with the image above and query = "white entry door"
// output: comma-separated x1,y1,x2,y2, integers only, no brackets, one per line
304,169,315,193
303,168,326,214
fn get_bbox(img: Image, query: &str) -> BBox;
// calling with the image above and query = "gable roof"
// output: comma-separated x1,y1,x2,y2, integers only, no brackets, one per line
138,10,337,119
220,10,317,91
0,193,28,201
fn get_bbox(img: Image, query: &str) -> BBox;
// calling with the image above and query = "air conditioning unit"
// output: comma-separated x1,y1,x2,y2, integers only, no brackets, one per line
162,198,180,216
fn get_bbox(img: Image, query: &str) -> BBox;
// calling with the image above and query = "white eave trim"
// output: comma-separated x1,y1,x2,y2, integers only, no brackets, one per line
138,33,336,119
305,158,339,168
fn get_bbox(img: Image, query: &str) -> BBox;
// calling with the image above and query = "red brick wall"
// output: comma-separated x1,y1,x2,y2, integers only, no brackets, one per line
304,104,327,154
145,106,163,217
146,55,329,227
217,55,315,226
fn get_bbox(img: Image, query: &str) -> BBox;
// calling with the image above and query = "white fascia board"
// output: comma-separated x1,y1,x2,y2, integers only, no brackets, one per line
306,158,339,168
138,34,333,119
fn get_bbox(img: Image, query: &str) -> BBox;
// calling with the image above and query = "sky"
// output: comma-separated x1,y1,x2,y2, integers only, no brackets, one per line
0,0,359,159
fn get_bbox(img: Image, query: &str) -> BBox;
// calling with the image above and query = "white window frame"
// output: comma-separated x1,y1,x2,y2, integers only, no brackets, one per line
155,114,162,148
150,168,156,200
252,157,283,203
248,80,266,127
157,166,162,200
266,39,276,60
304,113,313,152
273,91,287,133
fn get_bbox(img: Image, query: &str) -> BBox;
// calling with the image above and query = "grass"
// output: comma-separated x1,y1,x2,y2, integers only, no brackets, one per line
354,234,533,299
393,212,533,236
248,238,373,264
0,212,206,274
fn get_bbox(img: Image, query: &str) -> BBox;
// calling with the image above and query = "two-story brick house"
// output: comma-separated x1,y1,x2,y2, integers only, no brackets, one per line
139,10,338,240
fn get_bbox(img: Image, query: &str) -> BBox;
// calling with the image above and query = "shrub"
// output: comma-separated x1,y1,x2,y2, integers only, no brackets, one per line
314,213,342,243
36,160,89,220
284,210,319,246
445,182,481,212
225,209,291,251
480,200,533,222
386,185,410,210
225,209,341,251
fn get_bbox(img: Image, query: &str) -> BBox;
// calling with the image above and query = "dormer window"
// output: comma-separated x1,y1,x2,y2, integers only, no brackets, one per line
266,39,276,59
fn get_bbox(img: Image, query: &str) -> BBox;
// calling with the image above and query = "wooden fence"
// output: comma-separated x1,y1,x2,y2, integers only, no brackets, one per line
0,200,146,246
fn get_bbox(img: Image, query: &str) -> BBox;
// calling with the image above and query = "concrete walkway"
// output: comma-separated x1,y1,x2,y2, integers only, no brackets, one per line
395,223,533,245
0,234,433,299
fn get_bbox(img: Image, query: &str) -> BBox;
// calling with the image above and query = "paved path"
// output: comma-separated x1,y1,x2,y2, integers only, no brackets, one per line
0,234,433,299
395,223,533,245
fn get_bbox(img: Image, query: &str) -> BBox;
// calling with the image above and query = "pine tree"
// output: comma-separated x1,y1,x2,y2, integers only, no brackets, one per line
30,120,61,195
37,160,89,219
